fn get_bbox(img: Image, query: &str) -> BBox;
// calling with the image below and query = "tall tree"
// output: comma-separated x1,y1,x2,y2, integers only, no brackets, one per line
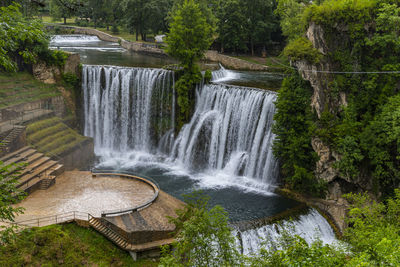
165,0,214,129
241,0,277,55
217,0,247,53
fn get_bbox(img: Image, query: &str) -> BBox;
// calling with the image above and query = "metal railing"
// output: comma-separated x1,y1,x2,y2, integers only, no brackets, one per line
12,211,90,227
91,169,160,217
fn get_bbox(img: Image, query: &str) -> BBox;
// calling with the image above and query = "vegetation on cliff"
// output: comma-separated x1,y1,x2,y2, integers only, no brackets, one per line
274,0,400,197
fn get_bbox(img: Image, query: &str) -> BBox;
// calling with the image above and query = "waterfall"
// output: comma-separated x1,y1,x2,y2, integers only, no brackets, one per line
83,64,278,188
212,65,240,83
237,209,338,255
50,35,101,44
83,65,175,154
171,84,278,185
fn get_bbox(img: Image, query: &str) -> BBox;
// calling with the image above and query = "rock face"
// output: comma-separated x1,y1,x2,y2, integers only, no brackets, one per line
294,22,355,228
33,62,61,84
33,52,81,84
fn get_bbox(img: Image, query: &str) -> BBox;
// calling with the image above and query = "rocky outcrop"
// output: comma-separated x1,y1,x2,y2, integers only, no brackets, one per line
33,52,81,84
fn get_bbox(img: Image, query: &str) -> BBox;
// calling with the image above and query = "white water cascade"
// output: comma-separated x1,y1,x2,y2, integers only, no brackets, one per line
83,65,175,154
211,65,240,82
237,209,338,255
171,84,278,186
51,34,101,44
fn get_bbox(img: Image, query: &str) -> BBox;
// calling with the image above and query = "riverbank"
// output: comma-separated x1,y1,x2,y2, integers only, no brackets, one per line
45,24,274,71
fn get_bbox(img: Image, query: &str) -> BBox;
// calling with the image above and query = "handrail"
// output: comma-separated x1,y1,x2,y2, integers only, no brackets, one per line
12,211,90,227
91,169,160,217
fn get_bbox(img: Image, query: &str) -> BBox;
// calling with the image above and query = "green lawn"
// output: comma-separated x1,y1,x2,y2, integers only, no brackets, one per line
0,72,61,109
0,223,158,266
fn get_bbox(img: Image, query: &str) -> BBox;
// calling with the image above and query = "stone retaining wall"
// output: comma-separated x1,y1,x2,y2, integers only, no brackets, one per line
0,96,66,122
59,138,94,170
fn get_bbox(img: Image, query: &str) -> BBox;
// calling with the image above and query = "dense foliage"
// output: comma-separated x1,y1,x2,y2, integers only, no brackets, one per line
0,223,139,266
272,72,325,196
273,0,400,197
0,3,66,72
159,192,242,266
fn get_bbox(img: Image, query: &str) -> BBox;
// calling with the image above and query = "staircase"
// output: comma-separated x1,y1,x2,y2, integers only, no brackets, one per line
0,146,64,194
0,126,25,156
88,216,130,250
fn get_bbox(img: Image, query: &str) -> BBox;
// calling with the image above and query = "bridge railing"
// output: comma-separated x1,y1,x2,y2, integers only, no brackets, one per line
91,169,160,217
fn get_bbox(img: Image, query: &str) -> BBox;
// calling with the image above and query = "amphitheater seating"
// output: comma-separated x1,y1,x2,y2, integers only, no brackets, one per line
0,146,64,193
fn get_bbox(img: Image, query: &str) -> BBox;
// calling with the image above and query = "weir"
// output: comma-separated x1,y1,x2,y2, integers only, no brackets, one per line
82,64,337,255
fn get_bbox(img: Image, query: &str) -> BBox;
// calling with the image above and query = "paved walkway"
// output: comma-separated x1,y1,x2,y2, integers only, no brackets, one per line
13,171,155,221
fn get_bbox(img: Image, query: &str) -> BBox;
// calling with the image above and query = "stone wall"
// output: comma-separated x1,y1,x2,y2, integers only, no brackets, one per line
59,138,94,170
0,96,66,122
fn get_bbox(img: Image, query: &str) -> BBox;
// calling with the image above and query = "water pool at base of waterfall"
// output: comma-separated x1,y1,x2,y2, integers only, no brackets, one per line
94,155,300,222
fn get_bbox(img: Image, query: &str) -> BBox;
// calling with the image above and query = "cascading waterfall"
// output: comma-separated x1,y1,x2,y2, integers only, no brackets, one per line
171,84,278,185
237,209,338,255
50,35,101,43
83,65,175,154
82,64,337,252
211,65,240,82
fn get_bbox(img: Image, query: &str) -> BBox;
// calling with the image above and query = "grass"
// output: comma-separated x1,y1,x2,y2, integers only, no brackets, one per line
26,117,90,157
0,223,158,266
0,72,61,109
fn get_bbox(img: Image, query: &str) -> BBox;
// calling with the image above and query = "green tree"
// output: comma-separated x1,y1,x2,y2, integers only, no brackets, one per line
50,0,80,24
240,0,278,55
0,163,25,244
0,3,62,72
275,0,308,40
165,0,214,129
272,72,325,197
217,0,247,53
159,192,241,266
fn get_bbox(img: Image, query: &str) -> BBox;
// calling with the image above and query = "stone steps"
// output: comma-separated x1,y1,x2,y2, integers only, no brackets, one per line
17,160,58,189
0,146,33,164
1,146,64,194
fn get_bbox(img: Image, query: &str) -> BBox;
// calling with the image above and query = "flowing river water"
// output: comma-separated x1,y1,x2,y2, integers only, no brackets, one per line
51,34,337,254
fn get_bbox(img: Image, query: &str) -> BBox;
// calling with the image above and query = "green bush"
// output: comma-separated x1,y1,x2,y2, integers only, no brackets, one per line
283,37,322,64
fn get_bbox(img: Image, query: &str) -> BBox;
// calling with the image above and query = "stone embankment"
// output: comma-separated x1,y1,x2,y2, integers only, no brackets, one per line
46,25,269,71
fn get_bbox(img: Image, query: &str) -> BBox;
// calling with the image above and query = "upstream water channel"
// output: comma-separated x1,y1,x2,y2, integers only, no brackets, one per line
51,35,337,254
